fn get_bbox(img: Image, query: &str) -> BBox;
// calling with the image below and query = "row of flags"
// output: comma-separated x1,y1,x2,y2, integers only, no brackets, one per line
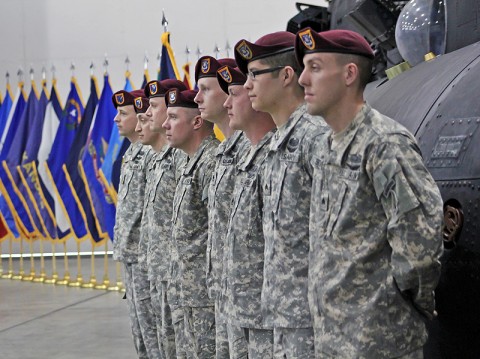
0,32,192,245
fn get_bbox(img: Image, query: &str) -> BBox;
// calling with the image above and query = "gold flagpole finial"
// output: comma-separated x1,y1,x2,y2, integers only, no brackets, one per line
17,67,24,83
90,61,95,76
29,66,35,82
6,71,10,84
41,66,47,82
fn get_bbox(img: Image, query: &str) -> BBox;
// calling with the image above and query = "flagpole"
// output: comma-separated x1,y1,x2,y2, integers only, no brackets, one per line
43,240,58,284
1,236,14,279
225,41,231,58
22,237,36,281
68,240,83,287
55,240,70,285
12,236,25,280
82,241,97,288
95,239,110,290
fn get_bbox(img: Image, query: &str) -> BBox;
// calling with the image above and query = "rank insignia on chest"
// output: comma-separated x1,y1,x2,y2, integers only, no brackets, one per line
222,157,234,166
183,177,192,185
287,137,300,152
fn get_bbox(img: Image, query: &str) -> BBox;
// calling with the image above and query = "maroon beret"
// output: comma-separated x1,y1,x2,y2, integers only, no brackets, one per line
133,96,150,114
165,89,198,108
194,56,237,83
234,31,295,74
144,79,187,98
216,66,247,94
295,28,374,66
112,89,145,108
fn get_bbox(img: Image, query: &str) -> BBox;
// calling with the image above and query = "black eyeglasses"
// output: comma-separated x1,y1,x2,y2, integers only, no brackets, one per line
247,66,285,79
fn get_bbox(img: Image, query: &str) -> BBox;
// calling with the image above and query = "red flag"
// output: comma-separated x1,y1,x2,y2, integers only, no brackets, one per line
182,63,192,90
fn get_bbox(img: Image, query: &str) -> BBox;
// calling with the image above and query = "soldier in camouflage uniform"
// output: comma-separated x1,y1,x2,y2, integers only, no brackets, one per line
139,80,186,359
112,89,156,359
216,64,276,358
234,31,328,359
296,28,444,358
194,55,249,359
162,88,220,358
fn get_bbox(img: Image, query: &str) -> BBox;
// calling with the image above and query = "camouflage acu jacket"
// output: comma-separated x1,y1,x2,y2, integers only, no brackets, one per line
223,130,275,328
113,142,153,264
309,104,443,358
261,104,327,328
171,134,219,307
138,145,186,280
206,130,249,299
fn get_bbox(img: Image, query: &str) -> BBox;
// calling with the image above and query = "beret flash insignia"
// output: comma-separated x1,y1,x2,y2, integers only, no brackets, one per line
149,83,158,95
299,29,315,50
134,97,143,109
115,93,125,105
168,90,177,104
236,40,253,59
219,66,232,83
201,58,210,74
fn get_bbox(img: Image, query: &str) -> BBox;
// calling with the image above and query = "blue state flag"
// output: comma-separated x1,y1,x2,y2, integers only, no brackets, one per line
0,84,18,238
0,82,36,237
18,82,56,239
45,78,84,238
63,75,101,242
37,83,63,236
80,75,116,242
0,84,13,142
158,32,182,81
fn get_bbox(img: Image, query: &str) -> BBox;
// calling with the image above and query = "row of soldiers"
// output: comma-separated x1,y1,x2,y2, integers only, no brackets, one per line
112,28,444,359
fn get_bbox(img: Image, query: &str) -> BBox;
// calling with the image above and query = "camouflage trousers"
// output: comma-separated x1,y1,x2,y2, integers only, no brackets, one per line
151,278,176,359
124,263,162,359
166,280,187,359
184,305,216,359
273,327,315,359
242,327,274,359
225,322,248,359
214,299,230,359
396,348,424,359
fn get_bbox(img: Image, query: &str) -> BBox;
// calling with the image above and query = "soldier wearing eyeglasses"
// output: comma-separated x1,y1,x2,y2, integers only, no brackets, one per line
234,32,328,358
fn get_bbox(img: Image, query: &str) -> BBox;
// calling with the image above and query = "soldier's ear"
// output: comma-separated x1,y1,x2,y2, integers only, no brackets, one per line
192,114,203,130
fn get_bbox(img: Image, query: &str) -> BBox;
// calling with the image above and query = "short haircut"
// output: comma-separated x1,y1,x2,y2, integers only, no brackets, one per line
259,50,302,78
334,53,373,90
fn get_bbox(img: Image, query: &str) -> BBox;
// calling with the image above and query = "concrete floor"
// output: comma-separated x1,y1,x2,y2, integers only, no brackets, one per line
0,257,137,359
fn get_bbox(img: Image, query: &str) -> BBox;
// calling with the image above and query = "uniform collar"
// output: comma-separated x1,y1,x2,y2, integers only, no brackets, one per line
240,129,276,170
328,103,370,165
184,134,217,175
158,144,173,161
130,141,144,159
270,103,307,151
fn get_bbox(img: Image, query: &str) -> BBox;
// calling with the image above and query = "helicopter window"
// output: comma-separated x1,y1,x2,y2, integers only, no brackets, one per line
395,0,446,66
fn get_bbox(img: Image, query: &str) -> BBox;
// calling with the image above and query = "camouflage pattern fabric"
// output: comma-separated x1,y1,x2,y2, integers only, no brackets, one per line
223,130,275,328
183,306,216,359
309,104,443,358
214,301,230,359
272,327,314,359
124,263,161,359
151,278,176,359
171,306,187,359
171,134,219,307
225,322,248,359
261,104,327,328
243,328,274,359
142,146,186,280
113,141,153,263
206,131,249,299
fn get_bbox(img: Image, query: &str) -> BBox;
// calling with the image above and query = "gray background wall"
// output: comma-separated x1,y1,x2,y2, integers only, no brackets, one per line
0,0,327,98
